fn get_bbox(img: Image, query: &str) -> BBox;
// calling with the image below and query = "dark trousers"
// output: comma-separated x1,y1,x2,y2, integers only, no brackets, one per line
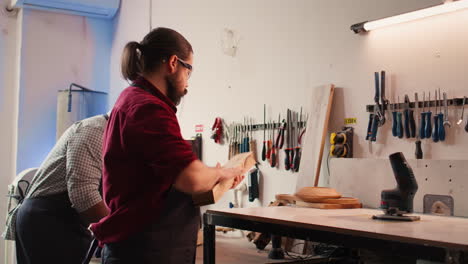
15,193,91,264
101,188,200,264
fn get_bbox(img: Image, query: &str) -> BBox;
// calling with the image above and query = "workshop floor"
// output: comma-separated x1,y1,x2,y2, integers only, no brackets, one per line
195,234,302,264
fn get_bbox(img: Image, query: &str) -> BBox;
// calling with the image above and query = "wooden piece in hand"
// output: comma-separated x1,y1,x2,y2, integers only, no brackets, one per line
295,187,341,202
192,152,256,206
275,194,299,205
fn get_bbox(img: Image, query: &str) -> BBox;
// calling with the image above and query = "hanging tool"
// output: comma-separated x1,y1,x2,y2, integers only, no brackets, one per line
420,92,426,139
432,90,439,142
380,71,389,125
369,113,380,142
403,95,415,138
465,111,468,132
290,111,295,171
295,112,305,172
457,97,466,125
293,111,301,172
425,92,432,139
391,97,398,137
275,115,285,149
271,121,276,167
438,90,446,142
285,109,292,171
374,72,385,126
249,119,258,162
244,117,250,152
228,123,233,159
414,93,423,159
366,113,373,141
443,91,451,129
298,114,308,147
290,113,296,171
266,121,272,160
262,105,266,161
248,165,260,202
396,96,403,139
271,115,279,168
367,71,385,141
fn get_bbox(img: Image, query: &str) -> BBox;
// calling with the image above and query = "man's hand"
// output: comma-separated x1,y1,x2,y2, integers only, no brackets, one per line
230,174,245,189
216,162,244,187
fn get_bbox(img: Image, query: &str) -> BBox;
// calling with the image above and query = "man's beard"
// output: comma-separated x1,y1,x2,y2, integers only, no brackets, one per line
166,76,187,106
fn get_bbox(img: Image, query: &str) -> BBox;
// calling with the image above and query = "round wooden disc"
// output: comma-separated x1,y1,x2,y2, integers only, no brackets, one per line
295,187,341,202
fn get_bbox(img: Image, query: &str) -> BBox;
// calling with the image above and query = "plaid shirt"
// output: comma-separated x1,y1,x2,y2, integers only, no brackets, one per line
3,115,107,240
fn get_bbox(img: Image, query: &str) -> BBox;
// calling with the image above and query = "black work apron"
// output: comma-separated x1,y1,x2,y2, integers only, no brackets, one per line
15,192,92,264
101,187,200,264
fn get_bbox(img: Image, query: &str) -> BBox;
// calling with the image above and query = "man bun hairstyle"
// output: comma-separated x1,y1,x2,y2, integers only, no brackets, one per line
121,27,193,82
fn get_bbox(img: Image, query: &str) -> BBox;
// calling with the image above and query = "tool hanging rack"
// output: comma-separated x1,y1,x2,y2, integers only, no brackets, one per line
366,97,467,113
237,121,307,131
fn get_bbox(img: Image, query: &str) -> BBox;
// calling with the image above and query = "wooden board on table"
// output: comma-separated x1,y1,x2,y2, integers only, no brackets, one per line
276,191,361,207
296,200,362,209
192,152,256,206
296,84,335,190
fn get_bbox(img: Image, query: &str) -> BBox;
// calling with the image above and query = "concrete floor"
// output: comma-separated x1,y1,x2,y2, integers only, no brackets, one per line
195,234,319,264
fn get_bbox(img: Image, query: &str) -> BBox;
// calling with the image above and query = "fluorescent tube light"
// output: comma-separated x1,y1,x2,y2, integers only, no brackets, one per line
351,0,468,33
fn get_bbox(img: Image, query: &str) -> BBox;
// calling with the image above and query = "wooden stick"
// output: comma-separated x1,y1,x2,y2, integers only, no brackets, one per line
314,84,335,187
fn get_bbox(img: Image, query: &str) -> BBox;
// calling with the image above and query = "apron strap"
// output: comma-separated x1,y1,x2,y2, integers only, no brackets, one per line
82,238,99,264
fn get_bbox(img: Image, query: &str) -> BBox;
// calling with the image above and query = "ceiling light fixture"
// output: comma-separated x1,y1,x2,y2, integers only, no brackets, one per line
351,0,468,33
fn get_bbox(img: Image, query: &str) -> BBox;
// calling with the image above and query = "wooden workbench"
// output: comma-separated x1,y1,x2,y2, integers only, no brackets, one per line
203,207,468,263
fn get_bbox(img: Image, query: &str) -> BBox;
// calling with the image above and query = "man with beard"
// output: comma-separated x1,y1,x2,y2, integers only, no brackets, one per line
89,27,244,264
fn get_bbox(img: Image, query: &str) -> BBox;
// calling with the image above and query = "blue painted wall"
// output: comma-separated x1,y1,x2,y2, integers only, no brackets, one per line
16,10,113,173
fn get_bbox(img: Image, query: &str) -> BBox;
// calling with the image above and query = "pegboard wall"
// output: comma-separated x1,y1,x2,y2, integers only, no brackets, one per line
329,158,468,217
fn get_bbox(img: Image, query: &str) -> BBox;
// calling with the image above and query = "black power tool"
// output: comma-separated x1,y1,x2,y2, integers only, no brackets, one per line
373,152,420,221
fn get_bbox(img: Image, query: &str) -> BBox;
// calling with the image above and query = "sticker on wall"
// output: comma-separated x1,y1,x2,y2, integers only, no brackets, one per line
195,124,204,133
344,118,357,125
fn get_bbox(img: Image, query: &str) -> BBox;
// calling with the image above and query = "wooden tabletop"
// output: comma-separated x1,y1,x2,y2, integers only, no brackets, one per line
206,207,468,251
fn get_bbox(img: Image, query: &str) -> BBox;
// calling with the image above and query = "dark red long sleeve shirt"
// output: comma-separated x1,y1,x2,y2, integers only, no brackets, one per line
90,77,197,244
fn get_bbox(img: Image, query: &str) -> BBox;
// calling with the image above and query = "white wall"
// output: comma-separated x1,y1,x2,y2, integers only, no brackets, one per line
108,0,468,211
107,0,150,107
0,1,21,263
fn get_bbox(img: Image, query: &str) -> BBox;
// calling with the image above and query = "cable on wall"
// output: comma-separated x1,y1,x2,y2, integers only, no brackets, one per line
149,0,152,32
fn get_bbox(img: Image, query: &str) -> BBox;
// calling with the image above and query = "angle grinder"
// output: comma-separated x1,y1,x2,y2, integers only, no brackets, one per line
373,152,420,221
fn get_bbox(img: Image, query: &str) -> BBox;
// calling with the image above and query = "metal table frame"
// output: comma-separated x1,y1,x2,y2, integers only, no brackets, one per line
203,210,468,264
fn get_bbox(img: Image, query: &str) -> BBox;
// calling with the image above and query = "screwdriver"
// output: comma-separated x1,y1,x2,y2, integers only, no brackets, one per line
262,105,266,161
267,122,273,160
290,113,296,170
271,116,279,168
366,113,373,141
404,95,416,138
438,89,446,142
425,92,432,139
249,119,258,162
285,109,292,171
415,93,423,159
391,98,398,137
432,90,439,142
293,111,301,172
244,118,250,152
420,92,426,139
396,96,403,138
